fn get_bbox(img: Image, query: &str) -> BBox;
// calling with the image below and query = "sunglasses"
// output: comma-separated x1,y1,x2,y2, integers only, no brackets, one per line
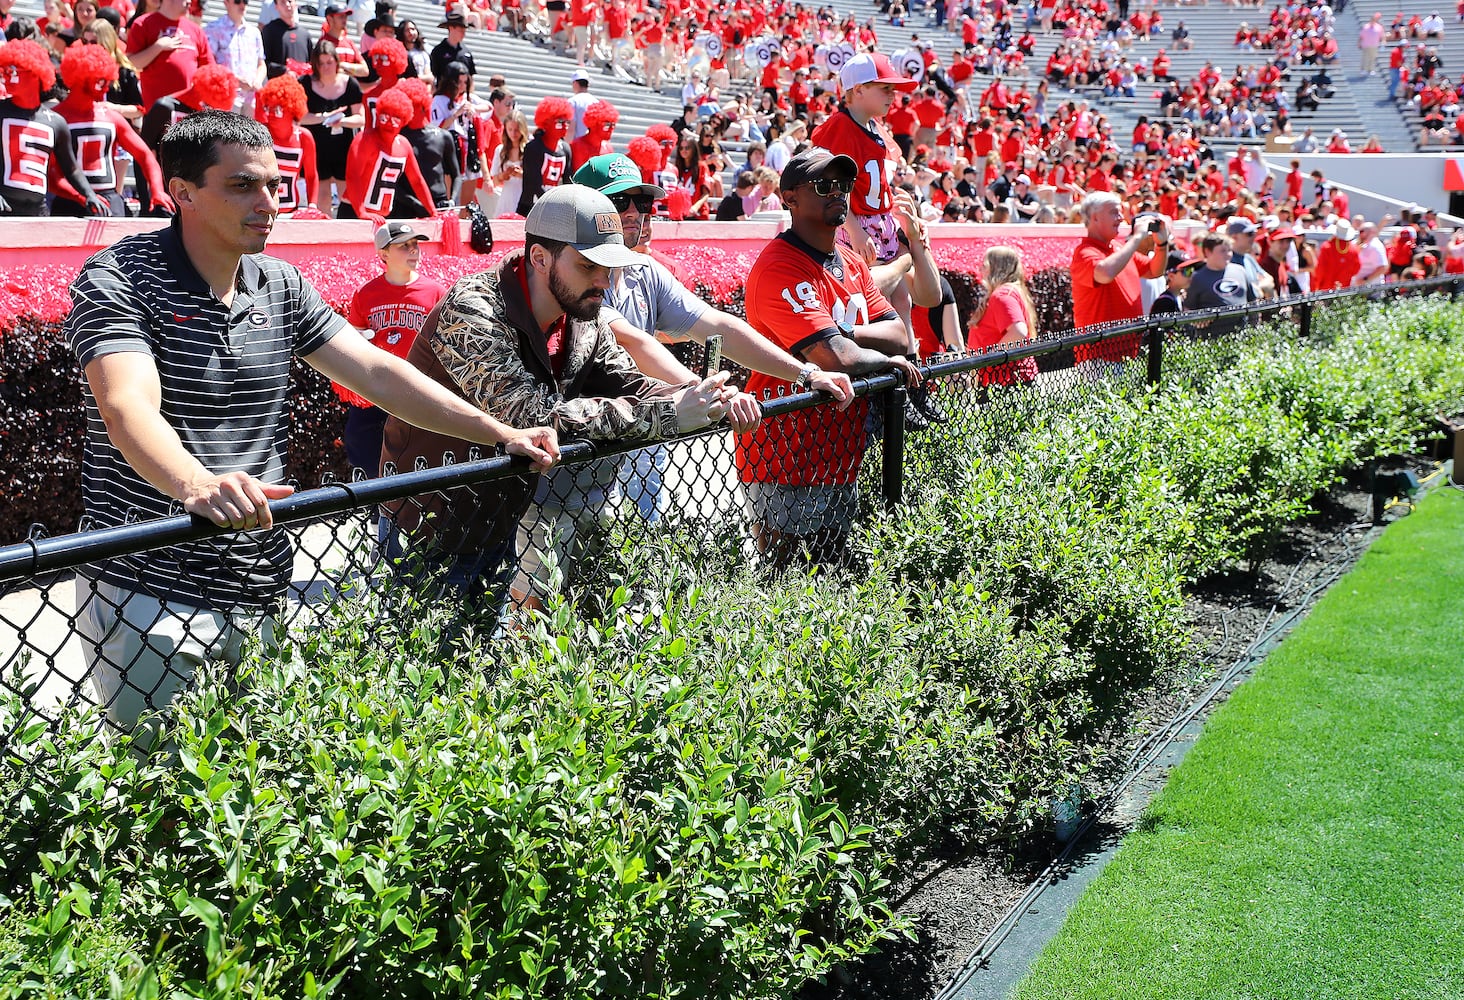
807,177,853,197
609,192,656,214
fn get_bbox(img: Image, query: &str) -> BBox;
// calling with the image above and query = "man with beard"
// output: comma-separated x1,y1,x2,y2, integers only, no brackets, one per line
379,184,737,610
64,111,558,729
734,147,924,568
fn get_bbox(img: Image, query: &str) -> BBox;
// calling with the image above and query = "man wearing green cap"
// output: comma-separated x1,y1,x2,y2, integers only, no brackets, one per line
380,183,736,608
569,152,856,523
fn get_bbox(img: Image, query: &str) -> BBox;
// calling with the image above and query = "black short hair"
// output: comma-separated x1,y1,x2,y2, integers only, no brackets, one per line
524,234,569,260
160,110,271,186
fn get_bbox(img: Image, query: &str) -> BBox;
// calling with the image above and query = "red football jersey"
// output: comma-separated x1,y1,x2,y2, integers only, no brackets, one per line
811,108,895,216
736,232,896,486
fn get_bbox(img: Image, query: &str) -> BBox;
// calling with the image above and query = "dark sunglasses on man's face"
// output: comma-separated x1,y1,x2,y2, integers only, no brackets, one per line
808,177,853,197
609,192,656,214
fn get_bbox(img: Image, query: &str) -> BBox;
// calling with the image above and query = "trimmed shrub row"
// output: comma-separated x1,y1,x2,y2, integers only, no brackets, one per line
2,298,1462,998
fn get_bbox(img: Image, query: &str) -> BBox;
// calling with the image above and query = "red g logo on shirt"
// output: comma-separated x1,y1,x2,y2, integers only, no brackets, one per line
364,151,406,213
3,120,55,195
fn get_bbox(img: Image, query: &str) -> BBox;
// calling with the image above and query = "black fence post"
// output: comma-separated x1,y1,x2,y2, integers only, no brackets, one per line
1146,322,1165,388
1452,279,1461,302
1299,299,1313,340
881,382,906,511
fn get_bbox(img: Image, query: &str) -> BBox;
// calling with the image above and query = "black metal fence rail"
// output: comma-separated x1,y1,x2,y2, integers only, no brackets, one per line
0,277,1454,752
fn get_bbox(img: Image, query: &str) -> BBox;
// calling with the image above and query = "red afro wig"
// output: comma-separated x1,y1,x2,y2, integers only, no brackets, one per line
395,77,433,116
625,135,662,178
257,74,307,121
645,123,678,144
369,37,408,75
189,64,239,111
583,99,619,131
375,86,413,125
60,43,119,92
533,95,573,130
0,40,57,94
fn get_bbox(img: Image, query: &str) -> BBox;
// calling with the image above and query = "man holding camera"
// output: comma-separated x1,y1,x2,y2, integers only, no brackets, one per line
1070,191,1167,366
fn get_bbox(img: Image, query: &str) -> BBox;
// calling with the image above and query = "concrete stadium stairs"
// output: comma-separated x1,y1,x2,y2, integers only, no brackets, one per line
1045,4,1370,159
1339,0,1461,153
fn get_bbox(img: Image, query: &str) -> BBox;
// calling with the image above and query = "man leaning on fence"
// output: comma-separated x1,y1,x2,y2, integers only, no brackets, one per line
63,110,559,729
734,147,923,568
379,184,737,610
573,153,857,506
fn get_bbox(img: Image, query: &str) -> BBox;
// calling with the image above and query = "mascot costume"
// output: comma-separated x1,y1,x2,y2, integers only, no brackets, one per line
340,85,434,220
0,40,106,215
569,98,618,172
52,44,172,216
257,74,319,216
515,95,571,216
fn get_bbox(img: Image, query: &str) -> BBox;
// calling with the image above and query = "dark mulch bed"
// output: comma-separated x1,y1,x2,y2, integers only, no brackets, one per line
803,458,1442,1000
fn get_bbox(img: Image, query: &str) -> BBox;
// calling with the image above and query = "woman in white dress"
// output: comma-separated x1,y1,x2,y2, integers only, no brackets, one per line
487,110,528,217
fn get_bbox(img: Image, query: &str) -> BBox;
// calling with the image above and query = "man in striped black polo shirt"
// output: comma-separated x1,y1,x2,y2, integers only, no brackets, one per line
64,110,558,729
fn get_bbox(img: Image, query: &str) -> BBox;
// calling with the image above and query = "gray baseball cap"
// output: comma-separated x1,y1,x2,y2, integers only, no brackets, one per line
524,186,645,268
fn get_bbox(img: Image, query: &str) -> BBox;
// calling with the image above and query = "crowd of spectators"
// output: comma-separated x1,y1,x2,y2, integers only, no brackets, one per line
1,0,1424,225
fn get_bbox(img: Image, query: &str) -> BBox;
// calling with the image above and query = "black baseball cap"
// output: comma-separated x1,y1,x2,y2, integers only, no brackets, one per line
779,148,857,192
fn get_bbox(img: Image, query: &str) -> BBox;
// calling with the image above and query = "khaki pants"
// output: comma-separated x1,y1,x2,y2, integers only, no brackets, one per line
75,576,275,729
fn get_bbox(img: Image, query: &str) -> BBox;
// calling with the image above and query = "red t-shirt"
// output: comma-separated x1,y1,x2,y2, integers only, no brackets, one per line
335,273,451,406
911,96,945,129
1313,240,1360,291
126,12,213,110
1070,235,1148,361
737,233,894,486
967,283,1039,385
571,0,596,27
885,103,916,137
605,1,629,37
811,109,893,216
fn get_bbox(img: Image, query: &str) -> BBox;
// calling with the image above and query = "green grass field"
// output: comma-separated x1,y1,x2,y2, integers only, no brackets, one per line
1012,489,1464,1000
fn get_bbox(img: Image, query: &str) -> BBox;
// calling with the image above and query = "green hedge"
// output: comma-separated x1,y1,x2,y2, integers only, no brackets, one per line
2,298,1463,999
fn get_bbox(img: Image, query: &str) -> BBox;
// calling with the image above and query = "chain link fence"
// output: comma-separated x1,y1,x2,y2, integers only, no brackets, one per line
0,278,1455,830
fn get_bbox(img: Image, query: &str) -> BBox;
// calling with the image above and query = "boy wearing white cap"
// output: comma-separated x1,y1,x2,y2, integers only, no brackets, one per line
813,52,943,426
333,221,450,472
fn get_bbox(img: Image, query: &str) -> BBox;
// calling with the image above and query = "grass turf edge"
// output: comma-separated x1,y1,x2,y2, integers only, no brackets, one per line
1009,488,1464,1000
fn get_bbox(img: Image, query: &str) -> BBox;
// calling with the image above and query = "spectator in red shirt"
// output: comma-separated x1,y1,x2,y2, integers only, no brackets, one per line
910,87,945,147
126,0,213,111
570,0,597,65
335,221,451,471
1313,222,1361,290
1070,191,1166,365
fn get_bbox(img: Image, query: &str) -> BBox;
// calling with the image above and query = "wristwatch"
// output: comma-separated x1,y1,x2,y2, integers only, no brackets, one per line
794,362,817,388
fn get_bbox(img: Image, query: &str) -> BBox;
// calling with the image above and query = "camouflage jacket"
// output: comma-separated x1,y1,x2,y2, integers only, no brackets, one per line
380,249,685,555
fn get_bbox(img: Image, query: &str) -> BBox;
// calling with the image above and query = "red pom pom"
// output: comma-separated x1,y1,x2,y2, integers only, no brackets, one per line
375,86,413,123
190,64,238,111
582,99,619,131
533,95,573,129
369,37,408,76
